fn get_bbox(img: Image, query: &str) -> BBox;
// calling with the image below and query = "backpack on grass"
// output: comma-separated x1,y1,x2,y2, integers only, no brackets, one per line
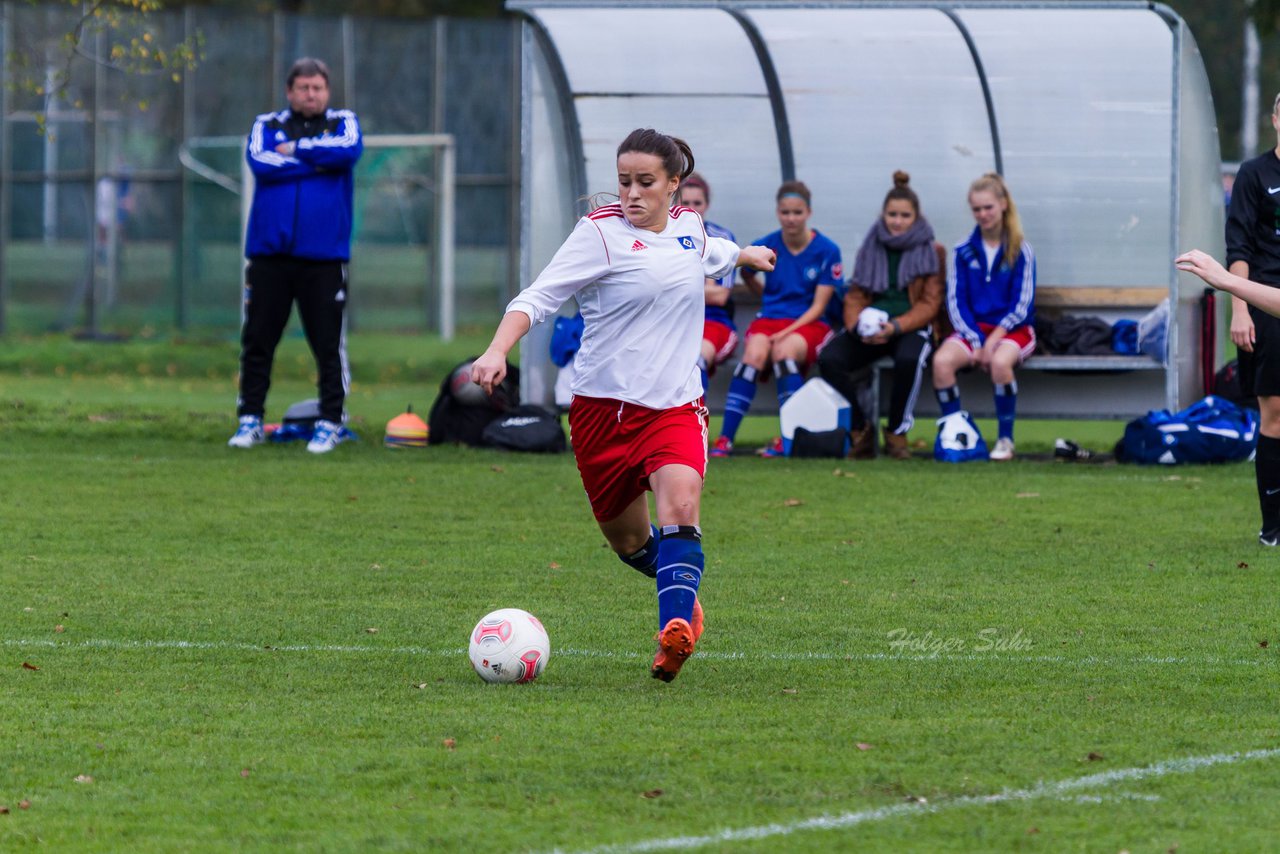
427,358,519,447
481,405,567,453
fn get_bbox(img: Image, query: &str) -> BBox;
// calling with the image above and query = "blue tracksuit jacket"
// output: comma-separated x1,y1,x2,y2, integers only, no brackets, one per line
244,108,363,261
947,226,1036,347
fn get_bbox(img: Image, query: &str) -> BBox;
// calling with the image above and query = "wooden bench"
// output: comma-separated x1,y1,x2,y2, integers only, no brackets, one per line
864,285,1169,428
714,283,1170,421
1023,285,1166,372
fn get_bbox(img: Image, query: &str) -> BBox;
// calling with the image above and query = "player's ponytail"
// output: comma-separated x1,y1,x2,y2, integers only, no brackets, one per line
617,128,695,196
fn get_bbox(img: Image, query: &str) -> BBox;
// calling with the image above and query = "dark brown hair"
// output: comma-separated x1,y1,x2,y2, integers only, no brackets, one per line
287,57,330,88
616,128,695,184
776,180,811,207
883,170,921,216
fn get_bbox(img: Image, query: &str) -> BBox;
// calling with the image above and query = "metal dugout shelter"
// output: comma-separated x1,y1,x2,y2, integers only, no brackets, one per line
508,0,1223,418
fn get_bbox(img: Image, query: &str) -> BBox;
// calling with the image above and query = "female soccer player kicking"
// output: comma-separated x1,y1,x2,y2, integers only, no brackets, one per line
471,129,775,681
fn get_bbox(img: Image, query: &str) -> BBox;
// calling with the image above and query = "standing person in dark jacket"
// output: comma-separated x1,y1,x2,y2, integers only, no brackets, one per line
228,57,364,454
1221,91,1280,545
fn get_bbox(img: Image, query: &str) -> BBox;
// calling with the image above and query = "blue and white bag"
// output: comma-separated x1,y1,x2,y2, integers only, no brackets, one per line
1118,395,1257,465
934,411,989,463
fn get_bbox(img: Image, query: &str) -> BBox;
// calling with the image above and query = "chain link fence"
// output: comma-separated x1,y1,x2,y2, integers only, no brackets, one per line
0,4,518,337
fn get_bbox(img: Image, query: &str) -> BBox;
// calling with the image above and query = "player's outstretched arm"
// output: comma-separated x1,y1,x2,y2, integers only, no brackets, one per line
737,245,776,272
472,311,532,394
1176,249,1280,319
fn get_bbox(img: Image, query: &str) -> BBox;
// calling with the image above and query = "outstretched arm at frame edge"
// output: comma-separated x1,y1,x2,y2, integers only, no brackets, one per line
1176,249,1280,319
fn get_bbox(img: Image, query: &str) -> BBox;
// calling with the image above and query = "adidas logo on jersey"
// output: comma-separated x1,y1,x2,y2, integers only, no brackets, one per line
631,240,647,252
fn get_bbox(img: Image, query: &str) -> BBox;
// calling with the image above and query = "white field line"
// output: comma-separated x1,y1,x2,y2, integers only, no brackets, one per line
555,748,1280,854
0,637,1267,669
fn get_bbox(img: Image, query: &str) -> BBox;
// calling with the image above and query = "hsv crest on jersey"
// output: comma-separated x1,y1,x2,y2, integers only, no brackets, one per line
678,236,696,250
631,240,648,252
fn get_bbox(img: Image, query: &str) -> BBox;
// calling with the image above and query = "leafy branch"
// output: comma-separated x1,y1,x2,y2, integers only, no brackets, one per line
6,0,203,132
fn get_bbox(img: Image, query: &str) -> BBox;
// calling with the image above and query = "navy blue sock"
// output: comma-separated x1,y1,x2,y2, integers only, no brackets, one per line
936,384,962,416
698,356,710,396
775,359,804,407
720,364,758,442
618,524,661,578
655,525,702,629
994,381,1017,440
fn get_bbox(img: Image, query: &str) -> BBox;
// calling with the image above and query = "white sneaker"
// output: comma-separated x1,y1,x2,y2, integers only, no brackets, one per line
227,415,264,449
989,437,1015,461
306,419,345,454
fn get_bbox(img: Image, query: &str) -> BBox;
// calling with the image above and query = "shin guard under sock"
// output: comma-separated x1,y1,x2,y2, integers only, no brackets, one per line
936,384,962,417
655,525,703,629
720,364,758,442
994,381,1017,440
619,524,661,578
775,359,804,407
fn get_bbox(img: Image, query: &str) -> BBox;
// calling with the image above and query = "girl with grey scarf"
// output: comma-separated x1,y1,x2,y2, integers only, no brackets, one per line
817,171,946,459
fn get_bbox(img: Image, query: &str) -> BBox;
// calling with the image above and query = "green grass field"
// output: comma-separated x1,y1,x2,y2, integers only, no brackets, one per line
2,333,1277,852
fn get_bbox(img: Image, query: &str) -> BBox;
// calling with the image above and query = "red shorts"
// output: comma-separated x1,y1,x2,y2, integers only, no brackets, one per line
568,395,709,523
703,320,739,367
746,317,834,366
948,322,1037,363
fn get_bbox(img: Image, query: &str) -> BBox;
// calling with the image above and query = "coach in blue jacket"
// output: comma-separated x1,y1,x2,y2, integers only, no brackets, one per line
228,56,363,454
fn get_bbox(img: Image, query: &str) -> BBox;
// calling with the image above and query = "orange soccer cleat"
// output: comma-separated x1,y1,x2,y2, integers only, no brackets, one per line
650,617,695,683
690,597,704,642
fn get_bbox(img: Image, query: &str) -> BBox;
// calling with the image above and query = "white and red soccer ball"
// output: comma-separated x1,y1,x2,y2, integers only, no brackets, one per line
468,608,550,684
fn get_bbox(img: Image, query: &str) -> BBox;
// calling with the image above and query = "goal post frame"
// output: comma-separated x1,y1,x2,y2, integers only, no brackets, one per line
181,132,457,339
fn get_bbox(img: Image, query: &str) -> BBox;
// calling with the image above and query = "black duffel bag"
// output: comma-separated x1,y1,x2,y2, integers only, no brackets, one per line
480,405,567,453
789,427,849,458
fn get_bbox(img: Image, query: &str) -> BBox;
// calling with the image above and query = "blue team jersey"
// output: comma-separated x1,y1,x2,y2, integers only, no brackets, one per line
753,229,843,321
704,219,736,329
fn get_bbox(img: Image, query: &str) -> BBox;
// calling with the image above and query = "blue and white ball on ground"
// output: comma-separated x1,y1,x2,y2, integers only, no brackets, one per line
468,608,550,684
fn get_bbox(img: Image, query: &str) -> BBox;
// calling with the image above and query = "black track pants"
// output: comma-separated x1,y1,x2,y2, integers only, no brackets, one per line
817,327,933,434
237,256,349,423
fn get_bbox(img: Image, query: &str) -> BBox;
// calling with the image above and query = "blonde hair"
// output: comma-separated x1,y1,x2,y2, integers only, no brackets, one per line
969,172,1023,264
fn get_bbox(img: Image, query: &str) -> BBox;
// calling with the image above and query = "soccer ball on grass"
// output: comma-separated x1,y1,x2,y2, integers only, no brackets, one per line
468,608,550,684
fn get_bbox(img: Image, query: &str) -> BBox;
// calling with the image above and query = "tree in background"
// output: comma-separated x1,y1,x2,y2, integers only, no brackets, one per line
180,0,505,15
9,0,1280,163
5,0,203,133
1178,0,1280,161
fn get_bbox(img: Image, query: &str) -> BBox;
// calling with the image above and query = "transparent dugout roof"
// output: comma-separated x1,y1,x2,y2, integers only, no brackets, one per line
956,7,1175,286
514,1,1222,411
741,6,995,255
517,2,1206,289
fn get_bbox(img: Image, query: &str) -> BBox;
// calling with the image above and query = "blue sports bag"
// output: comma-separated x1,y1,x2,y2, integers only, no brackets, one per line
1118,395,1256,465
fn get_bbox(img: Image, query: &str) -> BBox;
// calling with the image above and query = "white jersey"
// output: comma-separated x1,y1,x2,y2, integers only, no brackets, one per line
508,204,740,410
